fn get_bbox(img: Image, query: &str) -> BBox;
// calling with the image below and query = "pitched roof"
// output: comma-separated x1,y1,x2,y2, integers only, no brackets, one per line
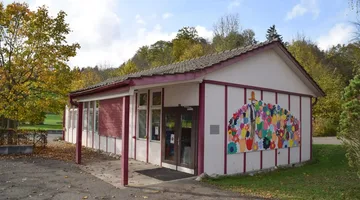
71,39,325,96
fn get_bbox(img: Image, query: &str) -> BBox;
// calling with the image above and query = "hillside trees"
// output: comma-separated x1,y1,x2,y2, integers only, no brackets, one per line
339,74,360,177
0,2,80,124
212,14,257,52
287,39,345,136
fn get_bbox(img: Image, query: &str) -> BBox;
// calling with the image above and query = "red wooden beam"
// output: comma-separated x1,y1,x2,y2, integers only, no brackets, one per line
310,97,313,161
224,86,228,174
122,96,130,186
134,93,138,160
62,107,66,140
197,82,205,175
161,88,164,167
146,90,150,163
76,102,83,164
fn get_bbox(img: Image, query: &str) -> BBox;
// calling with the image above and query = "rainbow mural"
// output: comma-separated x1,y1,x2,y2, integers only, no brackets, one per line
227,92,301,154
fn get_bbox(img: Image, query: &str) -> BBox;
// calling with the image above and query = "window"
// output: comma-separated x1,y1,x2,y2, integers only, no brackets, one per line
95,101,99,134
89,101,94,133
83,102,88,130
150,91,162,141
151,109,161,140
138,92,148,139
138,110,147,139
152,92,161,106
139,93,148,106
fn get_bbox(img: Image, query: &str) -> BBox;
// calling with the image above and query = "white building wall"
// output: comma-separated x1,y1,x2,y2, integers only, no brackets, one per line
227,87,245,174
205,48,316,96
136,139,147,162
149,142,161,165
203,78,312,174
164,83,198,107
290,95,301,164
277,93,289,166
204,84,225,175
301,96,311,162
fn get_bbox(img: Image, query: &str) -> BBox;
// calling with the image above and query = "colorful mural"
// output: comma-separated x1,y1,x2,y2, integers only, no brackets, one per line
227,92,301,154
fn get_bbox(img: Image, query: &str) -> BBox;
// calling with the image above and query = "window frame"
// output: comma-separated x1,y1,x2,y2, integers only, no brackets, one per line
137,92,148,140
95,100,99,135
150,90,162,142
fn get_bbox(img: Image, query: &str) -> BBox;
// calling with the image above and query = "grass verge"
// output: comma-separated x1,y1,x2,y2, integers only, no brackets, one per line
204,145,359,200
19,114,62,130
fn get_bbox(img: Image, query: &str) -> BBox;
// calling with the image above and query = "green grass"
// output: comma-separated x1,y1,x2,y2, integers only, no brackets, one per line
19,114,62,130
205,145,360,200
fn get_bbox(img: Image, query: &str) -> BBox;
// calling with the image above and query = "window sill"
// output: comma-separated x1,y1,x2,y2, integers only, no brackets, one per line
150,140,160,143
137,138,147,141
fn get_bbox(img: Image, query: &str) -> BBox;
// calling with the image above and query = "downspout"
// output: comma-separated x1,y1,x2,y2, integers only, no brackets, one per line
312,97,318,106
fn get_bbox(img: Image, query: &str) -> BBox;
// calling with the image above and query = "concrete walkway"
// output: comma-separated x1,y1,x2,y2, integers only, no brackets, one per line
0,157,256,200
312,137,342,145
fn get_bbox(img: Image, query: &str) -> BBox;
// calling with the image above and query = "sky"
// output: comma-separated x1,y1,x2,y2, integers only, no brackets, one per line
2,0,359,68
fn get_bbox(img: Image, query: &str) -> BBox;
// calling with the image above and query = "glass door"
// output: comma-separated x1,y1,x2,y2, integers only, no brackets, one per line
162,107,197,171
179,111,193,168
164,111,177,165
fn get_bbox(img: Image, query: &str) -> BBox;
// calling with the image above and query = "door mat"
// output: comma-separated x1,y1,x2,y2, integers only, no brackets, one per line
135,167,194,181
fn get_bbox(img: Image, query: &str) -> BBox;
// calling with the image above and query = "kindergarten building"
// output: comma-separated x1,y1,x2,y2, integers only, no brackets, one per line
64,39,325,186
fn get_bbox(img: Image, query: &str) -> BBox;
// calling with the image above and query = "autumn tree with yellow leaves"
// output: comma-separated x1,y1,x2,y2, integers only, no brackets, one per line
0,2,80,125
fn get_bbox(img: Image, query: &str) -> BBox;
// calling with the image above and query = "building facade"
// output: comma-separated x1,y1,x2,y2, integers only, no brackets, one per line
64,39,324,185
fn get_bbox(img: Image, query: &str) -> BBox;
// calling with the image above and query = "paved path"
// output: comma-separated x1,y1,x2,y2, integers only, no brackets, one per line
0,157,257,200
312,137,342,145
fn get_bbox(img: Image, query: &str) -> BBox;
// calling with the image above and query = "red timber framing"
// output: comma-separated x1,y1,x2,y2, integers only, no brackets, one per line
134,93,138,160
300,97,302,162
62,107,66,140
205,79,313,173
76,102,83,164
146,90,150,163
224,86,228,174
122,96,130,186
197,82,205,175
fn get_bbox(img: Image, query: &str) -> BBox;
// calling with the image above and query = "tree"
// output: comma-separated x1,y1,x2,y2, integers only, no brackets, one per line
212,14,257,52
172,27,209,61
116,60,138,76
70,67,102,91
339,74,360,178
0,2,80,124
287,38,345,136
266,25,283,41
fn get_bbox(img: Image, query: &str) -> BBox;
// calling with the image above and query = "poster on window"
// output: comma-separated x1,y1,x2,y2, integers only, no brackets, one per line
170,134,174,144
155,126,159,135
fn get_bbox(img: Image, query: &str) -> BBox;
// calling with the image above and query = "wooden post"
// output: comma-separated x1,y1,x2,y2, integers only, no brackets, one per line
122,96,130,186
76,102,83,164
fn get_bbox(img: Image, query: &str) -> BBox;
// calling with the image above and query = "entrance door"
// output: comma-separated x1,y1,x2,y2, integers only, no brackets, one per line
162,107,198,173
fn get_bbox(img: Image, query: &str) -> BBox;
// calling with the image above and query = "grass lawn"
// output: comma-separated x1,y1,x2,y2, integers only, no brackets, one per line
19,114,62,130
204,145,360,200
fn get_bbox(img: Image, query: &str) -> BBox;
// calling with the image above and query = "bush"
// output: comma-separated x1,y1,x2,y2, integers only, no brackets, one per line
0,129,48,148
339,74,360,178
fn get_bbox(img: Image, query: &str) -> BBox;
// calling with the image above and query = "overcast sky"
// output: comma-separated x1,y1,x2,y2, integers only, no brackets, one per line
3,0,358,68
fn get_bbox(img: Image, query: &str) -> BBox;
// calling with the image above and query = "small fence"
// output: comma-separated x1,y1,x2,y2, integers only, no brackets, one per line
0,129,47,148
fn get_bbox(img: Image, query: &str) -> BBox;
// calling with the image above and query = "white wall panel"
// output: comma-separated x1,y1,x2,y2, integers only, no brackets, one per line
204,84,225,175
136,139,147,162
262,150,275,169
115,138,122,155
107,137,115,154
205,49,316,96
301,96,311,161
100,136,107,152
277,148,288,166
164,83,198,107
290,147,300,164
93,134,100,149
149,141,161,165
246,151,261,172
227,154,244,174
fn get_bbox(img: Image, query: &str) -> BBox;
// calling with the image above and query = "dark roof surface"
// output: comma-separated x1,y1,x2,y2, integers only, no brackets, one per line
71,39,324,96
72,39,278,93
